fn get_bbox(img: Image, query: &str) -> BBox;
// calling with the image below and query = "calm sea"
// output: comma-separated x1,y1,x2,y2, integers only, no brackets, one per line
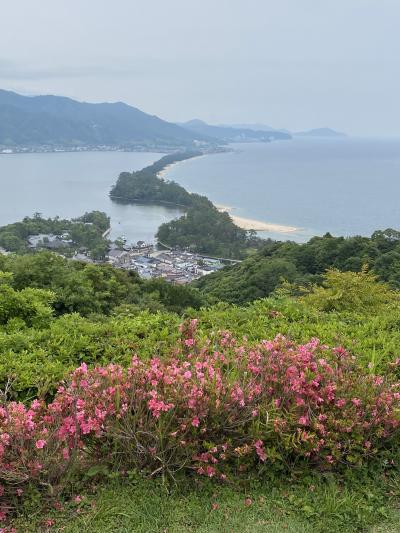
0,151,182,244
1,138,400,245
164,138,400,242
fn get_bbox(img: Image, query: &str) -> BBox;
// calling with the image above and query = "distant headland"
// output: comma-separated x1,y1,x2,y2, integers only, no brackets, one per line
293,127,347,138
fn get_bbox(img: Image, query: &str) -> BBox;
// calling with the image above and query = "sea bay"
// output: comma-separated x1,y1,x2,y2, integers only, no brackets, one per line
1,138,400,245
164,138,400,242
0,150,183,244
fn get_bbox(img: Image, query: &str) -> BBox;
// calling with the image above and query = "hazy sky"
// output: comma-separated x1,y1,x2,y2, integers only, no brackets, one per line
0,0,399,136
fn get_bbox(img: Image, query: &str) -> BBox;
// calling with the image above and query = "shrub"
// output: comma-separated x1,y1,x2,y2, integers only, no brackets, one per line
0,272,54,328
301,268,399,313
1,321,400,520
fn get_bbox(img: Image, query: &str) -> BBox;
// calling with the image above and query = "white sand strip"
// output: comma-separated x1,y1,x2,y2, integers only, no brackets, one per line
216,205,299,233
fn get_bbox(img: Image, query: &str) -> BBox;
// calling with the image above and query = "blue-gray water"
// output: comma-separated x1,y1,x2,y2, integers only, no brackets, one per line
1,139,400,245
164,138,400,242
0,151,183,244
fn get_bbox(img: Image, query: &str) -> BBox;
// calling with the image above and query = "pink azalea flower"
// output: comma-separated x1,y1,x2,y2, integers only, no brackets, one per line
298,416,309,426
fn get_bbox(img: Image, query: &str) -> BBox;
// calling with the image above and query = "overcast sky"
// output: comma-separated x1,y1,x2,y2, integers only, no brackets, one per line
0,0,399,136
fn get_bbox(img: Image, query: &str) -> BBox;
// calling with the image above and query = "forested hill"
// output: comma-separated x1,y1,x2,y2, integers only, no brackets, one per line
0,89,208,148
110,151,201,206
193,229,400,303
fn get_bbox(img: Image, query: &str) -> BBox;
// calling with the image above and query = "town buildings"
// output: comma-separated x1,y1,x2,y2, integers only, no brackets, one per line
106,244,224,284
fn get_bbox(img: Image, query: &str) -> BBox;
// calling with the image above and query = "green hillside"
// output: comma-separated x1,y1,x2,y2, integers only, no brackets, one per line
2,251,400,531
0,89,206,148
194,230,400,303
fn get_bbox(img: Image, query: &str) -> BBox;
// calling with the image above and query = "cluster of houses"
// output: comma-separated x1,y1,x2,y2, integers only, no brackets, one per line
12,233,225,284
107,242,224,284
27,233,73,250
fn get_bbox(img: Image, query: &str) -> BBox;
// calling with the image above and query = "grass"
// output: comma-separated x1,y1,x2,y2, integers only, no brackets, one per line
10,482,312,533
10,469,400,533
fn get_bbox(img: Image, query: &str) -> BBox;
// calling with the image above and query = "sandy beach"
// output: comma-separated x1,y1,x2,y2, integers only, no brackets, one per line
216,205,299,233
158,160,300,234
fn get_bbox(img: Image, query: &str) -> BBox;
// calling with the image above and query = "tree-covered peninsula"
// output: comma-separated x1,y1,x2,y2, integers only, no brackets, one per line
110,151,201,206
110,151,262,258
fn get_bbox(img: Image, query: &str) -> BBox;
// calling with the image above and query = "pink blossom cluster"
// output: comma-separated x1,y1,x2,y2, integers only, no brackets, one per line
1,323,400,520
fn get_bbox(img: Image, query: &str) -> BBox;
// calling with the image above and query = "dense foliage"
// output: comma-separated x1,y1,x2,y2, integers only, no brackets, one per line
1,321,400,522
142,151,203,175
1,267,400,403
194,229,400,303
2,250,400,528
110,151,201,206
156,197,256,258
0,211,110,258
0,252,206,318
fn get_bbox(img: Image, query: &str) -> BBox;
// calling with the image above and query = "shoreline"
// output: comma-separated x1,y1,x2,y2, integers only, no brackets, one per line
230,216,299,233
216,205,299,233
156,153,208,180
158,153,301,235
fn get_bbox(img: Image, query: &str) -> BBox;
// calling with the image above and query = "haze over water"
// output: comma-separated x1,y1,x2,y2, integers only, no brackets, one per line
1,138,400,244
164,138,400,242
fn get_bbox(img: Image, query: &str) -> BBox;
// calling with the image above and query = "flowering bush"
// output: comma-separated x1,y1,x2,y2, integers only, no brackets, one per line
1,320,400,519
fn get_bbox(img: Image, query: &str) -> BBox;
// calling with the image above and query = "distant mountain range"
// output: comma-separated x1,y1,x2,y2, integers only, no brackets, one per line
219,122,291,134
0,89,346,150
178,119,291,142
216,123,345,138
178,121,347,141
293,127,347,138
0,90,207,149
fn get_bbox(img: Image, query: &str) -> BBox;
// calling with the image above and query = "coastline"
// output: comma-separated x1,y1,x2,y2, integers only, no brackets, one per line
157,152,300,235
231,215,299,233
216,205,299,233
156,153,208,180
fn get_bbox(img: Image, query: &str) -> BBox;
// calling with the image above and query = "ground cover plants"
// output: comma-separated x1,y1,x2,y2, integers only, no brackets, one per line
1,267,400,531
1,321,400,528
